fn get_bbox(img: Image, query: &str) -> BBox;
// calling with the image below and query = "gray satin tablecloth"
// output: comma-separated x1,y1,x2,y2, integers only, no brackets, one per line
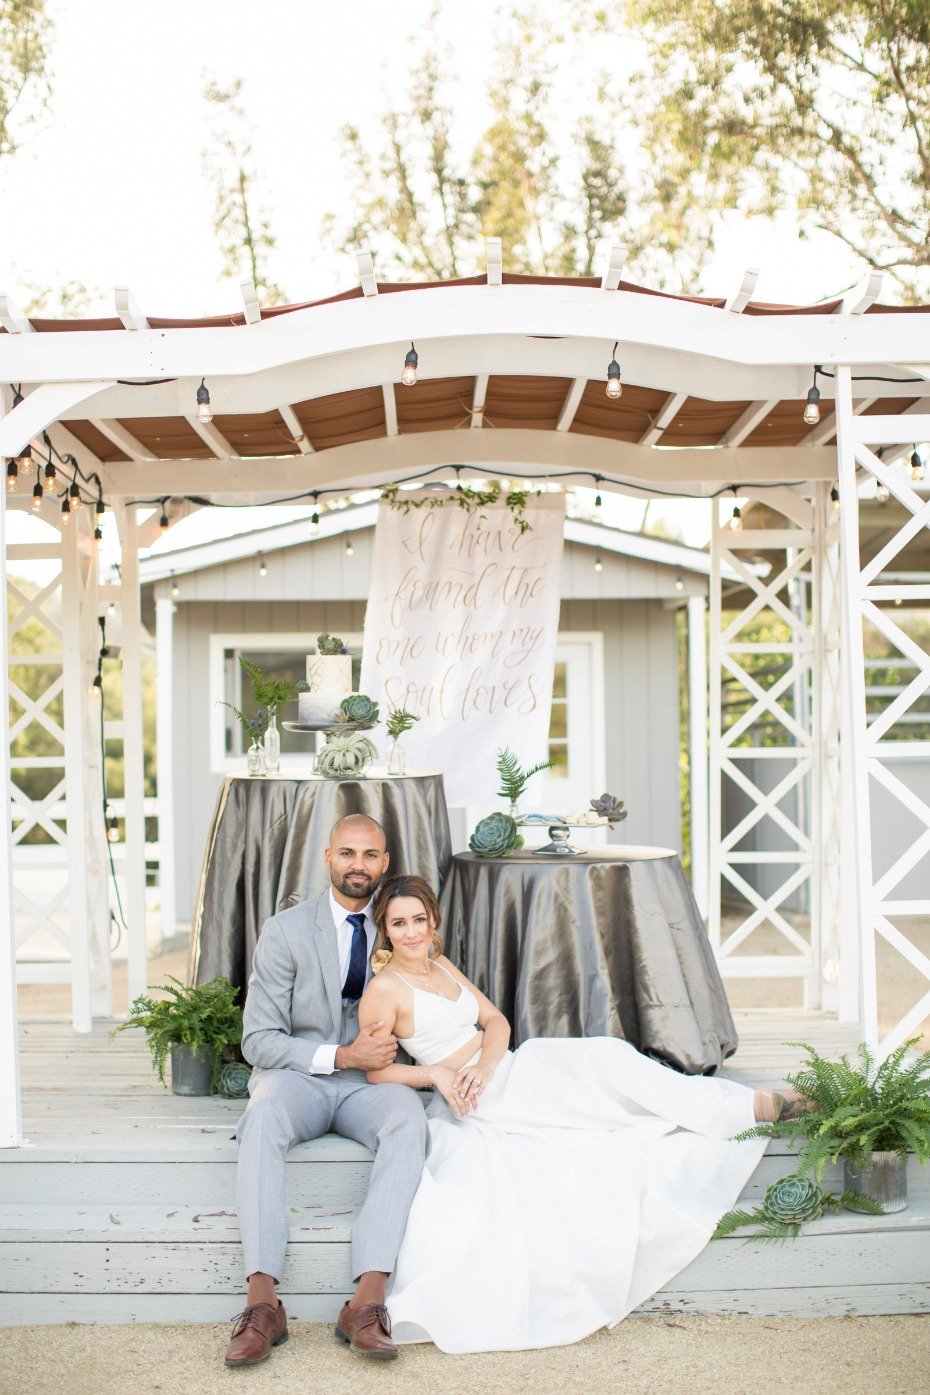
189,771,452,997
440,847,737,1074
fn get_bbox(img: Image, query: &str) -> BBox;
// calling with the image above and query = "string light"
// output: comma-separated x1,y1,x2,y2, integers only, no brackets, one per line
310,494,320,536
170,574,180,599
345,537,354,557
68,480,82,511
196,378,213,423
60,497,72,526
876,480,890,504
606,342,622,399
10,391,32,473
6,461,18,493
830,485,841,512
159,503,169,533
911,448,925,484
106,808,120,843
675,573,684,591
401,343,419,387
31,479,43,511
803,366,822,425
258,555,268,578
729,488,743,530
593,552,603,573
593,476,603,511
42,459,57,494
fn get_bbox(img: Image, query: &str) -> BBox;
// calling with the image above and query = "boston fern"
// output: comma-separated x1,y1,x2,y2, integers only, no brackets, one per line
495,747,555,804
733,1037,930,1180
111,976,243,1089
238,655,299,710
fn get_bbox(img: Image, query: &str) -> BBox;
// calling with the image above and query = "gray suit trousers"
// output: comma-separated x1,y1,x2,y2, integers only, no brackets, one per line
235,1067,428,1284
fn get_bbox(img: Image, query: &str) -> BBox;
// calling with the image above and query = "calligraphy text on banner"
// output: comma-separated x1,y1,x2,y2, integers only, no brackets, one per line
360,494,565,807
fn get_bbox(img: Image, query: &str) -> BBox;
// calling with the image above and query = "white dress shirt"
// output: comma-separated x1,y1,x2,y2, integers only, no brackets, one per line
309,890,376,1075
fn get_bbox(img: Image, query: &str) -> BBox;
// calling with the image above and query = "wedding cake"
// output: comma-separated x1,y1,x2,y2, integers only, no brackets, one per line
298,635,353,723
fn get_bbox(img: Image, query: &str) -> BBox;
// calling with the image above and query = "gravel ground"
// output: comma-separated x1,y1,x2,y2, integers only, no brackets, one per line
1,1315,928,1395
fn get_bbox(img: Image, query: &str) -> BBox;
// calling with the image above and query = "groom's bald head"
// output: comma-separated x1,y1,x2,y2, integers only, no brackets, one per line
325,814,389,904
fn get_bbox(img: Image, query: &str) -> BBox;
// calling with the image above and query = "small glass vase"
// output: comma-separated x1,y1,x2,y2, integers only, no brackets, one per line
246,740,266,777
386,737,406,776
263,709,280,775
508,798,521,820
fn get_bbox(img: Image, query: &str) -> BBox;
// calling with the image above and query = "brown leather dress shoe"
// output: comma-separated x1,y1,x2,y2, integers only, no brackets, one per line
334,1300,398,1359
224,1300,288,1366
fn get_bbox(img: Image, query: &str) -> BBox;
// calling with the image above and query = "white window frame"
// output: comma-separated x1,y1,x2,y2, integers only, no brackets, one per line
208,631,363,774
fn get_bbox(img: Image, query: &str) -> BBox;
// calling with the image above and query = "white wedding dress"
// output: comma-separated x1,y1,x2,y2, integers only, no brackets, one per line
384,964,767,1353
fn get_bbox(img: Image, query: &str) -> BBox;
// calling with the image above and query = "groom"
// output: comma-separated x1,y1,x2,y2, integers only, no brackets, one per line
226,813,428,1367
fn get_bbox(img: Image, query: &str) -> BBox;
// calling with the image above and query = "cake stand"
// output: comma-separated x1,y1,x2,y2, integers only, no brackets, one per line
515,814,613,856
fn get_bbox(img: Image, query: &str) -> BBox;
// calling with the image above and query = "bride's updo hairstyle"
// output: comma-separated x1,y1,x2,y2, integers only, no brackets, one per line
371,874,443,973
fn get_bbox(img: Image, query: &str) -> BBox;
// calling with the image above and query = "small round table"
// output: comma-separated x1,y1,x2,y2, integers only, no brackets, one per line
440,846,737,1074
189,769,452,997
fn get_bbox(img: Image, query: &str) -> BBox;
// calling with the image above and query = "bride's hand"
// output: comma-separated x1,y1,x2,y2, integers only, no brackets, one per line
427,1065,474,1118
454,1060,493,1108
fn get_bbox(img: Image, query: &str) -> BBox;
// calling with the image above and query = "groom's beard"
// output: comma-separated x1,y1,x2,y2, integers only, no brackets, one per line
331,869,379,900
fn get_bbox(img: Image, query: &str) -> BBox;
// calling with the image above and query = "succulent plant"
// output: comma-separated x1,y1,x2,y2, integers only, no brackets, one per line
468,812,524,858
217,1061,252,1098
590,793,627,822
339,693,380,723
316,632,348,655
315,732,379,778
762,1175,824,1225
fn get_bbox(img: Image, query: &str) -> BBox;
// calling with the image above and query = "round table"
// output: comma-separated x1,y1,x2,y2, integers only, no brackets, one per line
439,846,737,1074
188,769,452,997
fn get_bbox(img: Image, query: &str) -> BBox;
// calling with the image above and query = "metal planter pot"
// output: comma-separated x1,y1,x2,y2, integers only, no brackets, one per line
170,1044,214,1096
843,1150,908,1213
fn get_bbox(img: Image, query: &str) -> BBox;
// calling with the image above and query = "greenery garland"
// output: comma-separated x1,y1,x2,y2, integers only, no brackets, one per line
380,480,534,534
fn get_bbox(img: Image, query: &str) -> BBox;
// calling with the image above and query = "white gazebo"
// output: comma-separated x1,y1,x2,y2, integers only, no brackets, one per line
2,246,930,1151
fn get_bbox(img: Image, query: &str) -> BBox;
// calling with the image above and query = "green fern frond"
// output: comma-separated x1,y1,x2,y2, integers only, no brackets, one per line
495,747,555,802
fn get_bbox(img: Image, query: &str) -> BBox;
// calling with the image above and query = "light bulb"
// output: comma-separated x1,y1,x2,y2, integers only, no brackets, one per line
94,527,103,544
830,486,840,513
345,538,354,557
606,359,622,399
196,378,213,424
876,481,890,504
401,344,418,387
258,557,268,578
68,481,82,510
593,553,603,573
42,463,57,494
31,482,43,511
803,387,821,426
310,509,320,537
106,815,120,843
6,462,18,493
731,505,743,531
675,574,684,591
107,602,116,617
60,499,72,526
594,491,602,510
911,450,924,483
159,511,169,533
14,444,31,470
170,575,180,598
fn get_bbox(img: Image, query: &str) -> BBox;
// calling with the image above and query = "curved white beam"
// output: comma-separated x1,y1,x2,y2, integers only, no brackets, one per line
0,381,115,459
96,428,835,499
2,284,928,388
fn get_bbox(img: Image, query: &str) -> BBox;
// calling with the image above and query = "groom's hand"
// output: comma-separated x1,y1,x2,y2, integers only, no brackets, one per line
336,1022,398,1071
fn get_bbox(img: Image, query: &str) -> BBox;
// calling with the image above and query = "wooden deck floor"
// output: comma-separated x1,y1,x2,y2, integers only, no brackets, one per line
3,1015,927,1325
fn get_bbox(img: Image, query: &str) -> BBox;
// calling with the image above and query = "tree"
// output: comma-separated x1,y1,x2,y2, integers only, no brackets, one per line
0,0,50,158
202,78,286,304
627,0,930,300
326,8,636,281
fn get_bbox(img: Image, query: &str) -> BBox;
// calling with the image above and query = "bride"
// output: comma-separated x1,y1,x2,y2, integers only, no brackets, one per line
357,874,803,1354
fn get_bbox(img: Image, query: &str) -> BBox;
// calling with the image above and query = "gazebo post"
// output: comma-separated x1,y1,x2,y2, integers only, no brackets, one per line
834,363,876,1043
113,502,148,1004
155,592,176,949
0,388,23,1147
686,594,709,919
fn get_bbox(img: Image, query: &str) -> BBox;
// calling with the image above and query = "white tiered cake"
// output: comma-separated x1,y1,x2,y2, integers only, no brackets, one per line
298,652,353,723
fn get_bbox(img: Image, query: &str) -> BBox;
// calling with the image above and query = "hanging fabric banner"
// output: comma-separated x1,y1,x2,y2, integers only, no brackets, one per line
360,492,565,807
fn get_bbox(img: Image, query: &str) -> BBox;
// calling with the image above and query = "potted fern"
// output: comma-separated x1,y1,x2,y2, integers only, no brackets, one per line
736,1037,930,1213
111,976,243,1096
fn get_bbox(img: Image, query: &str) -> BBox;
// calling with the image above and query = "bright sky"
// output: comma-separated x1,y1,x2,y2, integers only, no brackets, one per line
0,1,876,551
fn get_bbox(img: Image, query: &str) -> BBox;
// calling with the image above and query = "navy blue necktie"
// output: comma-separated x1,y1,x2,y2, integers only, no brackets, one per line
342,913,368,1003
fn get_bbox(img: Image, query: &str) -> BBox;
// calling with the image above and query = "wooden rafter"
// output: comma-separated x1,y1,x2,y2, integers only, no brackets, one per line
277,404,314,454
470,373,488,429
556,379,587,432
88,418,157,462
639,391,688,446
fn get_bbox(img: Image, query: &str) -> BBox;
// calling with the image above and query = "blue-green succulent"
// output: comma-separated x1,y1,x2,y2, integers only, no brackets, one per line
468,812,524,858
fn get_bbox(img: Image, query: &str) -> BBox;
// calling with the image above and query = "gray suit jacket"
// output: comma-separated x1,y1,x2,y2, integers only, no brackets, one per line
241,891,364,1078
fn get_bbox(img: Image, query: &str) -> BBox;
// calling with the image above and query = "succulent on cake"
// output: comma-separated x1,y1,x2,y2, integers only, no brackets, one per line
468,812,524,858
315,732,378,777
316,633,348,655
589,793,627,822
339,693,380,723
